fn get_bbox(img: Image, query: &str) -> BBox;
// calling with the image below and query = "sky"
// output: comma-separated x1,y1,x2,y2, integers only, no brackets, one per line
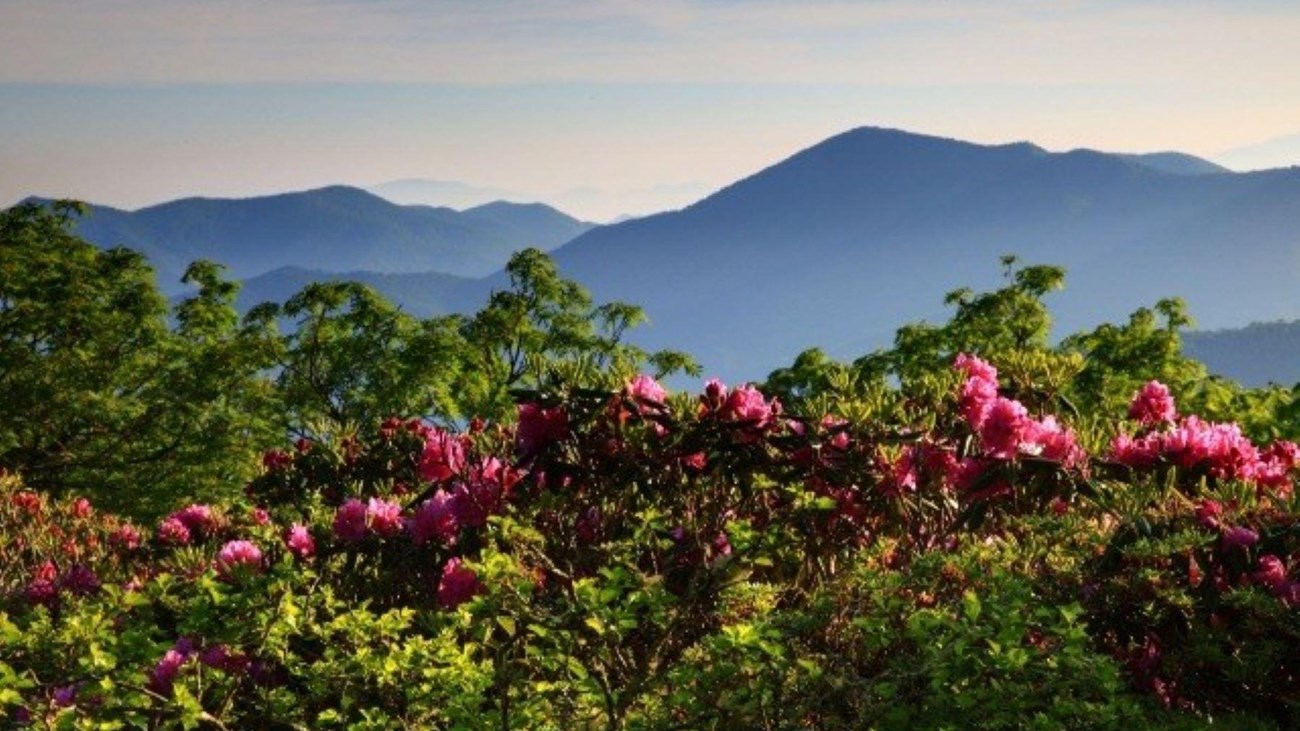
3,0,1300,221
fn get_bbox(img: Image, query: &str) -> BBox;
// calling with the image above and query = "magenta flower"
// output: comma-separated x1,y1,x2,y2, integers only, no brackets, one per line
52,683,78,708
366,498,404,537
156,517,192,546
251,507,271,526
110,523,142,551
71,497,93,518
285,523,315,559
147,639,195,695
1019,415,1086,468
333,499,368,542
627,373,668,405
1222,526,1259,550
408,491,459,546
419,428,467,483
516,403,569,456
977,397,1029,460
1254,555,1288,591
437,557,483,609
718,383,778,429
173,504,218,535
61,564,100,596
214,540,263,579
1128,381,1177,427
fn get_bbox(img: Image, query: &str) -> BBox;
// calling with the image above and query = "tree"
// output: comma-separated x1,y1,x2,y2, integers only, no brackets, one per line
0,202,278,515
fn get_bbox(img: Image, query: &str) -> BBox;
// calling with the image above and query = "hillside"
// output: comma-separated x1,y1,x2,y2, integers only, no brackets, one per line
538,127,1300,379
1185,320,1300,387
44,186,594,291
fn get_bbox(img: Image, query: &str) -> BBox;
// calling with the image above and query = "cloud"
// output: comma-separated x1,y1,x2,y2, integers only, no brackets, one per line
3,0,1299,89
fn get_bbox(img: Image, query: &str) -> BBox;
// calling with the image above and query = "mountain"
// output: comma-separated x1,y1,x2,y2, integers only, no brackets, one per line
365,179,526,210
236,266,484,317
533,127,1300,380
1117,152,1230,176
46,186,594,291
1185,321,1300,387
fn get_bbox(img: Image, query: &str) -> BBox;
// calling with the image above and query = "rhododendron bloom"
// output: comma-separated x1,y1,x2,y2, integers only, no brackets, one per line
1110,433,1161,469
11,491,42,515
251,507,270,526
285,524,315,559
170,504,219,537
199,644,249,674
437,557,483,609
516,403,569,456
52,684,78,708
1019,416,1086,468
1222,526,1259,550
110,523,141,551
419,428,466,482
1195,499,1223,530
1128,381,1177,427
157,517,192,546
408,491,459,546
627,373,668,406
977,397,1029,459
333,499,368,541
718,383,778,429
147,648,191,694
366,498,404,537
62,564,100,595
71,497,92,518
955,353,999,427
1254,555,1288,591
215,540,263,579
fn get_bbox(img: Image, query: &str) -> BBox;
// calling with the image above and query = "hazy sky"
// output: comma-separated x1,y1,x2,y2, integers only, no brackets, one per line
3,0,1299,220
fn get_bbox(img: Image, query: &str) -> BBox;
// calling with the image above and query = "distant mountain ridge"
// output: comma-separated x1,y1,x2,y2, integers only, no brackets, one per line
18,127,1300,384
537,127,1300,378
29,186,594,292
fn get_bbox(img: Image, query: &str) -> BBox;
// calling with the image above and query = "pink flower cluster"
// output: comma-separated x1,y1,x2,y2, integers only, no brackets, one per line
214,540,263,580
516,403,569,456
702,379,782,440
954,355,1085,468
156,503,221,546
333,498,403,541
1110,384,1299,491
24,560,101,607
436,557,482,609
419,428,468,483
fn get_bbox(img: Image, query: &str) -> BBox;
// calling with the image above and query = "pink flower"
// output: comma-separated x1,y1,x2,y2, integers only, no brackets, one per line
516,403,569,456
25,565,59,607
419,428,467,483
437,557,483,609
1254,555,1288,591
110,523,142,551
71,497,92,518
199,644,249,674
333,499,368,542
147,647,191,695
251,508,270,526
627,374,668,406
1222,526,1259,550
61,564,100,595
1128,381,1177,427
52,683,78,708
408,491,459,546
366,498,404,537
214,540,263,579
261,449,293,471
1019,416,1086,467
157,517,192,546
1111,433,1161,469
718,384,778,430
955,353,1000,428
285,524,315,559
168,504,219,538
11,491,42,515
977,397,1029,459
1195,500,1223,530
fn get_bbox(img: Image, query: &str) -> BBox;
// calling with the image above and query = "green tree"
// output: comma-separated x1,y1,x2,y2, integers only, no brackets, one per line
0,202,278,515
